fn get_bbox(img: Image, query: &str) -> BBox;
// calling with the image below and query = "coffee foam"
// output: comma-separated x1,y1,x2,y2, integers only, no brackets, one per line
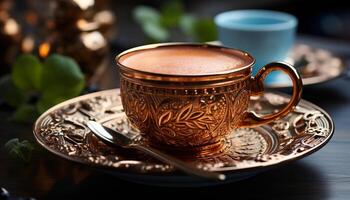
119,46,252,75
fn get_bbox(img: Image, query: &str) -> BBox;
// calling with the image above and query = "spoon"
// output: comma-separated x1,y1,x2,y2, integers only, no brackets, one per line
86,120,226,181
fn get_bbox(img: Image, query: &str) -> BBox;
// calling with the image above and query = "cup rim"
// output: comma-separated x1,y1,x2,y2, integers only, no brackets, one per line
215,9,298,31
116,43,255,82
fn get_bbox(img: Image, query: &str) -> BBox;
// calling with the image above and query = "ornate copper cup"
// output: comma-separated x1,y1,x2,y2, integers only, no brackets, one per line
116,43,303,153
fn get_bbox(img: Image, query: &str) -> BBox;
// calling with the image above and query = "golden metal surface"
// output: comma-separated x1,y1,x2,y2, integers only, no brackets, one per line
117,43,303,150
117,43,254,82
288,44,346,87
264,44,345,88
33,89,333,174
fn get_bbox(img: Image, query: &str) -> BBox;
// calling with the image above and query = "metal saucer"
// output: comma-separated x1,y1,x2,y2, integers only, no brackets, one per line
33,89,334,187
266,44,346,88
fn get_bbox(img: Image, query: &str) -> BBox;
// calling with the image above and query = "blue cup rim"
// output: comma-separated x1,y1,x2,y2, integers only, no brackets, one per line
215,9,298,31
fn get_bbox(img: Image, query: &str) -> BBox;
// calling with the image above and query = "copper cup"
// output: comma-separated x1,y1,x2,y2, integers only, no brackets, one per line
116,43,303,153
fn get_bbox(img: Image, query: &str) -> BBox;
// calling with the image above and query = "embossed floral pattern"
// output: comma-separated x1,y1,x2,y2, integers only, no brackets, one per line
120,76,249,149
34,90,333,174
152,96,227,147
120,82,149,132
229,89,250,129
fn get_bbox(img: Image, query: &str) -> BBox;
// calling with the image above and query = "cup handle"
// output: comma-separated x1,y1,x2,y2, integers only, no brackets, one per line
239,62,303,126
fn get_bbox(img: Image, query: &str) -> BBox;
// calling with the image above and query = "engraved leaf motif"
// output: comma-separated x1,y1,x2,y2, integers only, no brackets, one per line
198,115,215,123
189,111,205,120
193,121,207,130
140,101,147,111
158,111,173,126
184,122,197,129
133,100,140,112
176,104,193,122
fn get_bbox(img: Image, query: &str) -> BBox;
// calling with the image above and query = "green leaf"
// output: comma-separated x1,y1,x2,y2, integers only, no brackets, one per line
133,6,169,42
179,14,197,37
160,0,184,28
0,75,25,107
133,6,160,25
39,54,85,113
12,54,42,91
36,98,51,114
36,94,69,113
142,22,170,42
192,18,217,42
5,138,34,162
10,104,38,123
180,16,217,42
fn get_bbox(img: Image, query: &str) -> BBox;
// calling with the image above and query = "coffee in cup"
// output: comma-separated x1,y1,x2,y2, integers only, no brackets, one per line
119,45,251,75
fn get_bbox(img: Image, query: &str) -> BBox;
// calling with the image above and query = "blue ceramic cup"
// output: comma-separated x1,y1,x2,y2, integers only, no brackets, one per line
215,10,297,81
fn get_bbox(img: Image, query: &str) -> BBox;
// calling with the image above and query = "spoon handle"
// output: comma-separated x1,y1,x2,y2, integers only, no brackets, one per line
131,144,226,181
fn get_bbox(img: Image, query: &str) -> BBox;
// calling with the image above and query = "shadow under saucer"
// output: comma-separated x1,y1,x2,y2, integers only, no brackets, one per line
43,160,329,200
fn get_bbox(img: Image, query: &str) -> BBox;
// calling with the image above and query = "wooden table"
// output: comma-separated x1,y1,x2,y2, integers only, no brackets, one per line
1,36,349,200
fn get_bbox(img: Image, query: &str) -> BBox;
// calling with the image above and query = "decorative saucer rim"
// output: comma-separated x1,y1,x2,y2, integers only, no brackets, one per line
266,63,346,88
33,89,334,175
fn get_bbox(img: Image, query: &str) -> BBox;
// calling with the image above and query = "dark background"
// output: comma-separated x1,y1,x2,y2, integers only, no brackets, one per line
109,0,350,47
